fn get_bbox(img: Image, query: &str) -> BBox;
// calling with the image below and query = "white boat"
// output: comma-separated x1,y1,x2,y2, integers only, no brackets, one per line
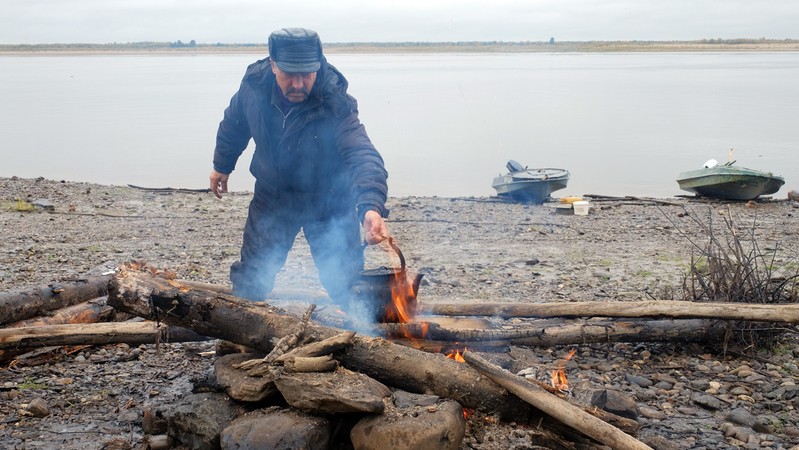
492,160,570,203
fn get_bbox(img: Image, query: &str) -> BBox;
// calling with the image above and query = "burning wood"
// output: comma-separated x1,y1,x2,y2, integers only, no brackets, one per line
445,348,466,363
6,265,664,448
353,238,423,324
463,350,651,450
550,348,576,393
106,264,538,420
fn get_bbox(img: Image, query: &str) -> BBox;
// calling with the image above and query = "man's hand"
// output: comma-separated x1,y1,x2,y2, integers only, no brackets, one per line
363,210,389,245
210,170,229,199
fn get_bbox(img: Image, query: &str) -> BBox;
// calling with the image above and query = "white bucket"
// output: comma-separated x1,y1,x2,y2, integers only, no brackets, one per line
573,201,590,216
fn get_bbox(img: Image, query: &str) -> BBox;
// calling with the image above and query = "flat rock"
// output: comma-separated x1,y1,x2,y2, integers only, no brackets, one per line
220,407,330,450
163,392,243,450
593,388,639,420
214,353,277,402
274,368,391,414
350,393,465,450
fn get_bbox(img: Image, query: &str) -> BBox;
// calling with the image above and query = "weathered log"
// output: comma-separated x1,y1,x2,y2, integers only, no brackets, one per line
6,297,114,328
106,266,538,421
0,275,112,325
0,297,115,362
0,321,209,351
464,351,652,450
380,318,727,346
420,300,799,323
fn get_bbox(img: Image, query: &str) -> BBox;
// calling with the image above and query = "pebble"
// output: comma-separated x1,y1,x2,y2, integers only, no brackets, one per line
691,393,722,410
726,407,757,427
25,398,50,417
625,374,653,387
639,406,667,420
654,381,674,390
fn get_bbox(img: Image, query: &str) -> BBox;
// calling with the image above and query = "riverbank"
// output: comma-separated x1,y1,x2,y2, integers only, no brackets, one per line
2,176,799,449
3,39,799,56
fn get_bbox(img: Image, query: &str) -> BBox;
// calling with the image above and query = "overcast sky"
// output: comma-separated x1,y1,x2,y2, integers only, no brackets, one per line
2,0,797,45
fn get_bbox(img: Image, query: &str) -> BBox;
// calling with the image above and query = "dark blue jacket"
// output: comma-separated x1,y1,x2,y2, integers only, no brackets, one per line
213,57,388,220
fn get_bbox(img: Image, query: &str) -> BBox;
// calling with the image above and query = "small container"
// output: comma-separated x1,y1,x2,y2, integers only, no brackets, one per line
572,201,590,216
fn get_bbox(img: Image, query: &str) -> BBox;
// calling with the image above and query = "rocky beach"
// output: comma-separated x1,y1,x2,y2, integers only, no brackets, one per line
2,176,799,449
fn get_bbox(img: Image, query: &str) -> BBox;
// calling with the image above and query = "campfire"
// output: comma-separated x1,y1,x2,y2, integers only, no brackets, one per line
11,260,793,449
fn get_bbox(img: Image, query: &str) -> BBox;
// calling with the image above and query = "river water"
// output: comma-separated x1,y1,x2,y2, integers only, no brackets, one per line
1,52,797,198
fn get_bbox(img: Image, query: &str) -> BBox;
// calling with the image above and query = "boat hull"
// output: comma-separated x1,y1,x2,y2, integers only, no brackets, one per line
676,166,784,201
492,168,570,203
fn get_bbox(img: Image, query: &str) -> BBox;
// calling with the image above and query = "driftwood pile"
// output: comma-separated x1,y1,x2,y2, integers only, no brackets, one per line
4,264,799,448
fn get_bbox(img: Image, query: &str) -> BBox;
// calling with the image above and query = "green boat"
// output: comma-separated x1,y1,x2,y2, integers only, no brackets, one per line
676,160,785,201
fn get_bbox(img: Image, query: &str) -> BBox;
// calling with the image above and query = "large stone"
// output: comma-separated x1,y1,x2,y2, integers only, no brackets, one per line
214,353,278,402
164,392,244,450
274,368,390,414
350,392,465,450
593,388,639,420
220,407,331,450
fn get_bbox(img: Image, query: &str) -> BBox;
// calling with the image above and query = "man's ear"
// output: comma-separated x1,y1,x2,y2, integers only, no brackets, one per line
270,60,277,74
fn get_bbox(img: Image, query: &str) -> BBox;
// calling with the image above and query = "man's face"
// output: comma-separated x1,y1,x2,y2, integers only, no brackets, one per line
271,61,317,103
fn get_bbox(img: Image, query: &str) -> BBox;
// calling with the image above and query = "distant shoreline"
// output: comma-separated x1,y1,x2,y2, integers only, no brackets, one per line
2,40,799,56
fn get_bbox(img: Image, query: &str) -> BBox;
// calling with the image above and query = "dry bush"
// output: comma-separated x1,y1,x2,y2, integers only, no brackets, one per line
661,204,799,352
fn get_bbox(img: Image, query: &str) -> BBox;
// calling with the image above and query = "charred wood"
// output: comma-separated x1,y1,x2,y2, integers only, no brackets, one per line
1,297,117,363
0,275,112,325
6,297,115,328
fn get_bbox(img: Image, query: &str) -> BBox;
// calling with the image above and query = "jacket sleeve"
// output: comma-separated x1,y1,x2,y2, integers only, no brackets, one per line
212,86,252,175
335,111,389,222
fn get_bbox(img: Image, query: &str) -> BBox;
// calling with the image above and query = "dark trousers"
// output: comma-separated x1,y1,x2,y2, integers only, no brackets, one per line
230,194,364,304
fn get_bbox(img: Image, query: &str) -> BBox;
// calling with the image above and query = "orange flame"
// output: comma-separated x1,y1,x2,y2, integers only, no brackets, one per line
382,238,419,327
463,407,474,420
385,267,417,324
446,349,466,363
551,348,576,392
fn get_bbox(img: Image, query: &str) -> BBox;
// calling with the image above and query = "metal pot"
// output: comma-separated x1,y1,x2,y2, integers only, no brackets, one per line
352,238,423,323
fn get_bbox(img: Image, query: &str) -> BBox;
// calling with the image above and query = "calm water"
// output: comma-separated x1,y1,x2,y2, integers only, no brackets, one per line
1,52,797,198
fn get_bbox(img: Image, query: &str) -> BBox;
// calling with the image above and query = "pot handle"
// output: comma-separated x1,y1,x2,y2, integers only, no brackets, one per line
364,237,406,271
387,237,406,272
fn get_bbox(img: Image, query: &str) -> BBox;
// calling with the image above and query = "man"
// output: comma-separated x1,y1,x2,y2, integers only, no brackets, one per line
209,27,390,308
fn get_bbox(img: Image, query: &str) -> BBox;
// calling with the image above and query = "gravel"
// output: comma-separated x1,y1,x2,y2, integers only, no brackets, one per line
2,176,799,449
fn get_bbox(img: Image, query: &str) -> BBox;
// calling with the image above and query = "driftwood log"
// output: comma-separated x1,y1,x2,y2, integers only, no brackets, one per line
0,321,209,351
106,266,544,422
6,297,114,328
420,300,799,323
464,351,652,450
0,297,117,362
380,318,727,346
0,275,112,325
